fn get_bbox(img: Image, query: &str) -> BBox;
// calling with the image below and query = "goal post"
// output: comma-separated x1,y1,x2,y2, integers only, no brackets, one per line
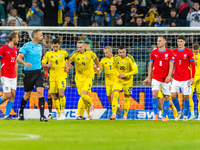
0,27,199,119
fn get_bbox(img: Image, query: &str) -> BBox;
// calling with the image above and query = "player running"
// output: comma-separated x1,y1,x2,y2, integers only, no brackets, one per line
42,38,69,120
171,35,195,121
66,41,100,120
110,46,138,120
0,32,18,120
188,43,200,120
148,36,174,122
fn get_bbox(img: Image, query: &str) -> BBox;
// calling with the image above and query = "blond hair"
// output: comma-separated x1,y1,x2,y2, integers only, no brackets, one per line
104,46,112,51
9,9,17,16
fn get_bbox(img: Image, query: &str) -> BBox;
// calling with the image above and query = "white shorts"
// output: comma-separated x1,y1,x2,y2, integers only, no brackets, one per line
152,79,171,96
171,79,191,95
1,77,17,93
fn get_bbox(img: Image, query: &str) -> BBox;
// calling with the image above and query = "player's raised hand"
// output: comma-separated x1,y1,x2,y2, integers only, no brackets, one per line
48,60,52,67
25,62,32,68
165,76,171,84
190,78,194,85
142,78,147,86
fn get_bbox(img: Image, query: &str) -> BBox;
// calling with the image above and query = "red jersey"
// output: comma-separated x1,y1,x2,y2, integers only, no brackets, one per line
0,45,18,78
173,47,195,81
150,48,175,82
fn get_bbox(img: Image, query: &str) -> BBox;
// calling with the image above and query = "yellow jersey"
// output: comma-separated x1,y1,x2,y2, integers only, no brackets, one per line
194,53,200,82
100,57,115,84
70,49,96,82
114,54,138,84
42,49,69,81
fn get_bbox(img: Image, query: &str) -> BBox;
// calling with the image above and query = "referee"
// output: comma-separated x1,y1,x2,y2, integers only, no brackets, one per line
17,30,47,122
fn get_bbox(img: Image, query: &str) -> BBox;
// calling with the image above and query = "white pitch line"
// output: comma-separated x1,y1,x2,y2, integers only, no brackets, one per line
0,132,40,140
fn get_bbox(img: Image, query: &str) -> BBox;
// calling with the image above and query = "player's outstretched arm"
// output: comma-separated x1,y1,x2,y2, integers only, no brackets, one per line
148,61,153,86
95,56,100,79
143,76,148,86
15,60,18,79
42,61,52,68
165,62,174,84
17,53,32,68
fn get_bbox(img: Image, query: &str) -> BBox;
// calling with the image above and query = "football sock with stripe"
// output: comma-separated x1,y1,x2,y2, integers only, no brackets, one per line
0,97,4,105
53,98,61,114
19,97,28,114
183,100,189,116
163,100,169,118
39,97,45,117
152,98,158,115
47,98,52,113
112,92,119,115
5,101,14,116
124,97,130,117
60,96,66,111
172,97,181,112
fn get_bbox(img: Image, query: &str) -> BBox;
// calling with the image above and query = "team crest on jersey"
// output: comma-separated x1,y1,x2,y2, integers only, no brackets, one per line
125,61,127,64
105,62,107,64
50,56,53,58
77,58,80,60
184,54,187,59
55,55,58,57
81,57,84,59
165,54,168,60
117,62,119,64
60,54,62,57
15,51,17,55
109,62,111,64
86,56,88,59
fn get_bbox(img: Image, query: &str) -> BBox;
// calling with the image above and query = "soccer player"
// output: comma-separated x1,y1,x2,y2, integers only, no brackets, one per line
189,43,200,120
110,46,138,120
171,35,195,121
17,30,47,122
100,46,115,106
66,41,100,120
42,38,68,120
0,32,18,120
148,36,174,122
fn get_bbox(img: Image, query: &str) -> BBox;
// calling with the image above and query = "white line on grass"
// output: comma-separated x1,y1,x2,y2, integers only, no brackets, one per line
0,132,40,140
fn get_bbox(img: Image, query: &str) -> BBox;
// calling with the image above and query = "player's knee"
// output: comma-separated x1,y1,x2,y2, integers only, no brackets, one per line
4,93,12,100
59,93,65,98
37,91,44,98
184,96,189,101
113,92,119,99
24,93,31,100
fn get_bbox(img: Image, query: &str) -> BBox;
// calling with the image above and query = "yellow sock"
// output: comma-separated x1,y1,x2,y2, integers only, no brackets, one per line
112,92,119,115
81,100,86,116
170,104,175,110
53,99,61,114
161,110,163,114
78,97,84,116
86,105,90,115
81,94,93,107
124,97,130,117
60,96,66,111
189,92,194,111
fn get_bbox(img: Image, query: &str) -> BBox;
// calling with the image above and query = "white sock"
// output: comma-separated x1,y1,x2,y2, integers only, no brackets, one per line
191,111,195,116
199,113,200,117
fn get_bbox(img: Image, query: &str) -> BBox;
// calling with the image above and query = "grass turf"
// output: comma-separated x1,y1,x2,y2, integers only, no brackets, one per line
0,119,199,150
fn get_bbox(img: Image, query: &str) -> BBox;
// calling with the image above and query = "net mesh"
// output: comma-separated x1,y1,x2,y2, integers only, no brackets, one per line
0,27,199,119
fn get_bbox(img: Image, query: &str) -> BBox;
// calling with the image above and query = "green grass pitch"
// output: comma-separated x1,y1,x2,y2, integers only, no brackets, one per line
0,119,199,150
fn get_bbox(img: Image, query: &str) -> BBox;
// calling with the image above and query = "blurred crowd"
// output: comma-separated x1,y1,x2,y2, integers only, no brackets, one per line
0,0,199,27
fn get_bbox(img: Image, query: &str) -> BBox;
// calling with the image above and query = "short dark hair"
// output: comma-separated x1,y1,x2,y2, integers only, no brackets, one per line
7,19,15,26
151,4,157,8
131,5,137,9
158,35,166,40
170,8,176,12
64,13,71,18
116,17,122,21
110,4,116,7
118,45,125,50
51,38,61,44
192,43,200,50
84,41,90,45
8,32,18,41
177,35,186,41
92,20,98,24
32,30,41,38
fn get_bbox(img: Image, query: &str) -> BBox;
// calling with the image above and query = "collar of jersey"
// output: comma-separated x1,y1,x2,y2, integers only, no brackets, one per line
51,48,61,51
8,45,14,49
178,48,185,52
158,49,166,53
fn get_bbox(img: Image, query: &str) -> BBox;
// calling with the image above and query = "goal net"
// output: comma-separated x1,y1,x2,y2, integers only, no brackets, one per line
0,27,198,120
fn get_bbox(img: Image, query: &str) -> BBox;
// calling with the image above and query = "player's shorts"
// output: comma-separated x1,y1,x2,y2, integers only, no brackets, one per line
191,79,200,94
152,79,171,96
23,69,44,92
171,79,191,95
49,78,66,93
1,77,17,93
76,78,93,95
113,81,133,95
158,87,172,99
106,83,114,96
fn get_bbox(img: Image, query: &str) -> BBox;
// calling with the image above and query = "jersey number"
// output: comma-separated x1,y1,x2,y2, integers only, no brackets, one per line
82,62,85,66
159,61,162,66
179,60,181,65
109,65,112,70
55,60,58,65
120,66,125,71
